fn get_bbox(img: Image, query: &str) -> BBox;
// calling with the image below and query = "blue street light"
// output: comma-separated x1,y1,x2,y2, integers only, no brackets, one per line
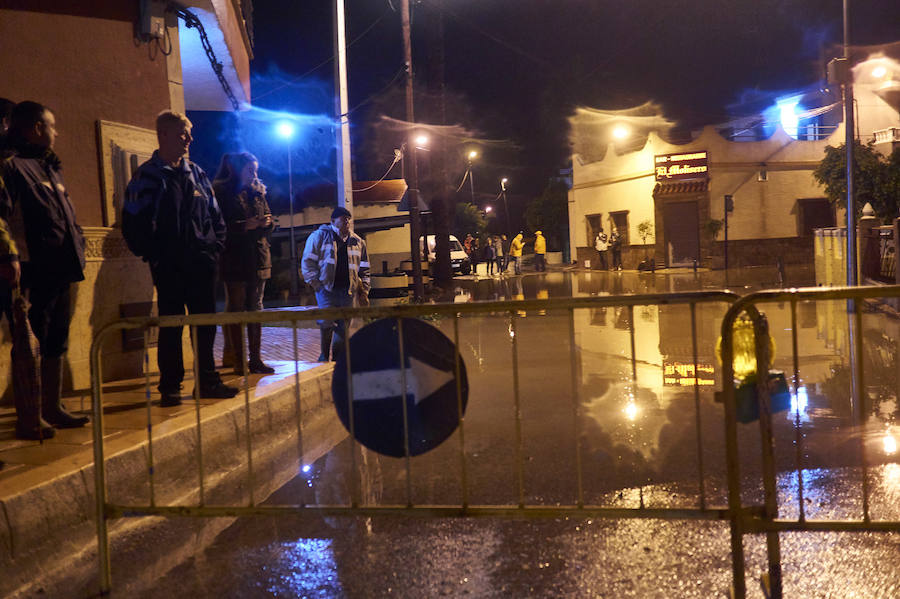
276,120,296,139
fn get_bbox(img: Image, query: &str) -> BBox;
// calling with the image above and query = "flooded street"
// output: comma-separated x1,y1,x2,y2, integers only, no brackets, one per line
134,269,900,598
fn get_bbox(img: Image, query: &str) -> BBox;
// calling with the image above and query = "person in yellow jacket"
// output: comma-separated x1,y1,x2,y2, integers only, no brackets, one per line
533,230,547,272
508,231,524,275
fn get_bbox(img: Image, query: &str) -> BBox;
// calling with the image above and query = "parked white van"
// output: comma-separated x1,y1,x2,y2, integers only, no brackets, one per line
420,235,471,275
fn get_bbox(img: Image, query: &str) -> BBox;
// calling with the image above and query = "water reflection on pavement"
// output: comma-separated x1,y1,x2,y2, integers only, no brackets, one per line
141,268,900,598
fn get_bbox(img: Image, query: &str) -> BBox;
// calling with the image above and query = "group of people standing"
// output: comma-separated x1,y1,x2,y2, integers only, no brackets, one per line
594,226,623,271
122,111,278,408
464,230,546,276
0,102,284,440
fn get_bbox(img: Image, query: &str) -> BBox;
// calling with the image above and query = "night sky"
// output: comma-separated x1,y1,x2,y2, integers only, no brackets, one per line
190,0,900,204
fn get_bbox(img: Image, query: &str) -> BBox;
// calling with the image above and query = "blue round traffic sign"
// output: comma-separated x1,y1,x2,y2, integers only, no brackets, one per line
332,317,469,457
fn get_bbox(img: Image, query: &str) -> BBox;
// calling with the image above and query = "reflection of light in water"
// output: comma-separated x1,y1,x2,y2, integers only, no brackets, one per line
624,401,639,421
508,323,515,338
788,385,810,423
884,463,900,493
267,539,342,596
884,431,897,455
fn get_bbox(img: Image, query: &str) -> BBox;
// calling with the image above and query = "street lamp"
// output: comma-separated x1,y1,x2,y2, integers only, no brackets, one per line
276,120,298,296
499,177,511,236
467,150,478,204
397,134,431,263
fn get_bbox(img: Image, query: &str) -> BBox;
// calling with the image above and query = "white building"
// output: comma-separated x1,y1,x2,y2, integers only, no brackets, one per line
568,44,900,270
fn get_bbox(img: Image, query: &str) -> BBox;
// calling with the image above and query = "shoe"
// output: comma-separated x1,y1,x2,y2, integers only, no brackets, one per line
41,355,89,428
159,393,182,407
15,421,57,440
249,360,275,374
199,381,239,399
43,408,89,429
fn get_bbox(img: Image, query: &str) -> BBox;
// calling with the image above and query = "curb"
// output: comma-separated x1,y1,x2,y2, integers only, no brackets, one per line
0,365,346,598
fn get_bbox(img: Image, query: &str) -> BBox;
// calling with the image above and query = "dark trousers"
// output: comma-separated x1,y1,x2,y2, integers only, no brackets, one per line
597,250,608,270
152,264,218,394
612,249,622,270
26,279,73,359
534,254,546,271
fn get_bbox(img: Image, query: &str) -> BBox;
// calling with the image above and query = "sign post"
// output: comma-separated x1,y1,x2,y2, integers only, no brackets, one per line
724,194,733,273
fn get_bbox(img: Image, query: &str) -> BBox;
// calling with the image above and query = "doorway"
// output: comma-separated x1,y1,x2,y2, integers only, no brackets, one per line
663,201,699,267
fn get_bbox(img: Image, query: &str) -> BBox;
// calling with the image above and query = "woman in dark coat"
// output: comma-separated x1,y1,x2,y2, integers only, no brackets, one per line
214,152,275,374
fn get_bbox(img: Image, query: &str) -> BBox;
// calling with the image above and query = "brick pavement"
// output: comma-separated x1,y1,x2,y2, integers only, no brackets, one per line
214,324,322,364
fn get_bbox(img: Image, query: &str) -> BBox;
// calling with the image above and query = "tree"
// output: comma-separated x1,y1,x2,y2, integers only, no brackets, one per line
524,180,569,250
453,202,487,238
813,142,900,221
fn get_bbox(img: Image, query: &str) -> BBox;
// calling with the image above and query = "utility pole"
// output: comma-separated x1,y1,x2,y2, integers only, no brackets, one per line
402,0,425,300
333,0,353,211
843,0,856,287
425,0,452,285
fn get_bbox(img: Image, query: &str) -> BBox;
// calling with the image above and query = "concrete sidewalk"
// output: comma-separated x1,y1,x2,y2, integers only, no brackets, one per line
0,325,346,598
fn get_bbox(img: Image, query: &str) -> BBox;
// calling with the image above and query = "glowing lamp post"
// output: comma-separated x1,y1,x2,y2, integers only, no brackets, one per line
500,177,511,236
467,150,478,205
276,120,299,296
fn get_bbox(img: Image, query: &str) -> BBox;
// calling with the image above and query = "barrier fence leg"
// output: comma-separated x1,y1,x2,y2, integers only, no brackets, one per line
754,314,783,598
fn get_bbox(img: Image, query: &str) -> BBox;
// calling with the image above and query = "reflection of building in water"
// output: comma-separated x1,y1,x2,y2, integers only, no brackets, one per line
658,303,722,388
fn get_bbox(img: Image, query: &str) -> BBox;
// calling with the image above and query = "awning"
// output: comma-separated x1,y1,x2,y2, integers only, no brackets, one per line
653,180,709,196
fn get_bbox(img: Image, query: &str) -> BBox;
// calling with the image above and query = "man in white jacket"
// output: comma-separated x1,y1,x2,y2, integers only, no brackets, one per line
301,207,370,361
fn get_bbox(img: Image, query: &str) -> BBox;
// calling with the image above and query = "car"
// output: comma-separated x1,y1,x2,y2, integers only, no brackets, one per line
420,234,471,275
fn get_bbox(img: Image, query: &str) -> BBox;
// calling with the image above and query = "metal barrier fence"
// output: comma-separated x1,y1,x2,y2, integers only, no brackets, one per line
719,285,900,598
89,287,900,596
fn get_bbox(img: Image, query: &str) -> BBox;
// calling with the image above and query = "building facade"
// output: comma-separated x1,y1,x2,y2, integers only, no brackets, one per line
569,48,900,271
0,1,252,392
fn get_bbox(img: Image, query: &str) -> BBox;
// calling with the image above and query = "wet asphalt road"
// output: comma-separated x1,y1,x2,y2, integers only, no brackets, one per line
126,269,900,597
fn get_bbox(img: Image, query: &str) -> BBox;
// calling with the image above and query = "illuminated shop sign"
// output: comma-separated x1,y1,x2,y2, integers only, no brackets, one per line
655,151,709,181
663,361,715,387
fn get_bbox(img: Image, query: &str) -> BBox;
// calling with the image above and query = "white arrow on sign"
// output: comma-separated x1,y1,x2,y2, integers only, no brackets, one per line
351,356,454,405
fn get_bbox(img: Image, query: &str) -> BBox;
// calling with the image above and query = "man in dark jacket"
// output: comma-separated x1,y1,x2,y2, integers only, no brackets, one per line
123,110,237,406
0,101,89,436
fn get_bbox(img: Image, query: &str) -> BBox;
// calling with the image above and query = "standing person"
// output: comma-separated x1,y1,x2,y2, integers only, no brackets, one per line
509,231,524,275
610,227,623,271
0,101,89,434
123,110,237,406
594,228,609,270
470,237,480,276
499,235,509,272
301,207,370,362
492,235,504,275
213,152,275,375
533,230,547,272
485,237,496,276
